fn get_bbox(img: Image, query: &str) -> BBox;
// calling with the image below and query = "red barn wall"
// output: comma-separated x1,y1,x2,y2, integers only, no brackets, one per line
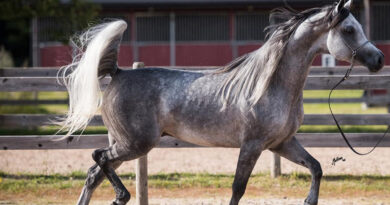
40,45,72,67
39,43,390,67
176,44,232,66
117,45,133,67
138,45,170,66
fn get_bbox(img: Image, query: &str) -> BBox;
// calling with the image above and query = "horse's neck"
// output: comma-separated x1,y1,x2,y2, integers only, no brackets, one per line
273,17,328,101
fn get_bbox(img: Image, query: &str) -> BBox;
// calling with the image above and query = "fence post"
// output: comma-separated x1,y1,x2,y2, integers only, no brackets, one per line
270,153,281,178
136,155,148,205
132,62,148,205
364,0,371,40
31,17,40,108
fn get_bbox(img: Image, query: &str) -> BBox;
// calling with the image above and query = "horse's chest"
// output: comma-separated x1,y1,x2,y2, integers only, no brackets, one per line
257,100,303,148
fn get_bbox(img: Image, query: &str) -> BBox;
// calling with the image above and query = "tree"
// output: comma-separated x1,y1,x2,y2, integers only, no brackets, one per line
0,0,100,66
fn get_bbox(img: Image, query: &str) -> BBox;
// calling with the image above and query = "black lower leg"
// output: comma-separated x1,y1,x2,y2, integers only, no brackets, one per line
272,137,322,205
229,142,262,205
85,164,104,189
92,147,130,205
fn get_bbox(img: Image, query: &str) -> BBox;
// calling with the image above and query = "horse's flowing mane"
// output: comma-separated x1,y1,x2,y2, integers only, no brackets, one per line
216,4,335,113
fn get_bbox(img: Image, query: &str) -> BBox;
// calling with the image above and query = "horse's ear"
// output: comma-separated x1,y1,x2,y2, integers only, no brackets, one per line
334,0,346,14
329,0,351,28
344,0,353,10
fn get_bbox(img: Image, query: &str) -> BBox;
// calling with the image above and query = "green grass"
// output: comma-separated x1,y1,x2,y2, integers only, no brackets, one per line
0,92,68,101
303,90,364,98
0,126,108,135
0,171,389,196
298,125,388,133
304,103,387,114
0,92,68,114
1,172,389,204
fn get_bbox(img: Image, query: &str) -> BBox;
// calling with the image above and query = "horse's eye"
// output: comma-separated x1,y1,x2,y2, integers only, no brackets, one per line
344,26,354,34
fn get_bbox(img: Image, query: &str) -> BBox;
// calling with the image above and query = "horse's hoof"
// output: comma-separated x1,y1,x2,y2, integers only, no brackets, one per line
304,198,318,205
110,190,130,205
304,200,318,205
110,200,126,205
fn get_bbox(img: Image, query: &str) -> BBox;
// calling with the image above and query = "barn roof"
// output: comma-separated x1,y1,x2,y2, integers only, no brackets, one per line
61,0,362,9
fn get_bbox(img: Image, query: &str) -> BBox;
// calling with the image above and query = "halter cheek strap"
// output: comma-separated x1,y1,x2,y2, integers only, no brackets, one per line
328,9,386,156
337,37,371,79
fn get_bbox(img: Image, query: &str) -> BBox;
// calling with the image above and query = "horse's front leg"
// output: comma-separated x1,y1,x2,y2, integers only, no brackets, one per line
271,136,322,205
230,140,263,205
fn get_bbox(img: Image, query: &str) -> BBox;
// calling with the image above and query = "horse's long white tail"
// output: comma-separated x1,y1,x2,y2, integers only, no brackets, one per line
57,20,127,138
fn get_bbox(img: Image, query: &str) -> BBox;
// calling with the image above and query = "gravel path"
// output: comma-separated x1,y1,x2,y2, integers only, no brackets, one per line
2,198,388,205
93,198,389,205
1,148,389,205
0,147,389,175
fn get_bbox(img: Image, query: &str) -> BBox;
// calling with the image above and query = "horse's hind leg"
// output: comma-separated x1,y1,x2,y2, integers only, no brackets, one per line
77,161,122,205
91,143,139,205
77,135,120,205
229,140,263,205
271,136,322,205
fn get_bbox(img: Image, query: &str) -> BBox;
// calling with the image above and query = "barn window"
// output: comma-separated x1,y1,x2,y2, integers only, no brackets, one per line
235,13,269,41
136,15,170,42
38,16,131,43
175,14,230,41
372,3,390,41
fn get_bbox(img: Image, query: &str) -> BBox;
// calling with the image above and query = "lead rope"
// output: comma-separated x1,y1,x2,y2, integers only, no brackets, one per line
328,42,389,155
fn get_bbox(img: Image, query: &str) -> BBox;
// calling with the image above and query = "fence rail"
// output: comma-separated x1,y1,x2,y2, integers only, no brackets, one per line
2,74,390,92
0,99,68,105
2,66,389,106
0,75,390,92
1,133,390,150
0,98,363,105
1,113,390,129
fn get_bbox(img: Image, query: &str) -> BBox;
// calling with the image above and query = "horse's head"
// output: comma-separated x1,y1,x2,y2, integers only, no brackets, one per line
326,0,384,72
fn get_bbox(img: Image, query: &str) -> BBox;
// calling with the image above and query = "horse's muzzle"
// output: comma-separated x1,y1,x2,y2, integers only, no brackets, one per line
369,50,385,72
358,49,385,72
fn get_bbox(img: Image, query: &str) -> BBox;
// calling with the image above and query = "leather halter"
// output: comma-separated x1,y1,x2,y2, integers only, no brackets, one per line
328,8,387,155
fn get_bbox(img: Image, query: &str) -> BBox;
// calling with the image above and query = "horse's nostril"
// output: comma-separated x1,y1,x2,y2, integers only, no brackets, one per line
378,56,384,65
378,57,382,66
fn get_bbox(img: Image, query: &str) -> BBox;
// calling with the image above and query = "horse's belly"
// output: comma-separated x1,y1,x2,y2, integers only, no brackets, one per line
166,126,241,148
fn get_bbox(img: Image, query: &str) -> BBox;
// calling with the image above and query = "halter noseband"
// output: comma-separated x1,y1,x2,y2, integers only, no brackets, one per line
328,7,386,156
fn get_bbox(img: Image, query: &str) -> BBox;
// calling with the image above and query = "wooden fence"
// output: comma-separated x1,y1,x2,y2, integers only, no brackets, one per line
1,64,390,205
2,66,390,105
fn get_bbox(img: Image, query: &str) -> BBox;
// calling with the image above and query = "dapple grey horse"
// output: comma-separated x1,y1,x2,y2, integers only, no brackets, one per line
58,0,384,204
